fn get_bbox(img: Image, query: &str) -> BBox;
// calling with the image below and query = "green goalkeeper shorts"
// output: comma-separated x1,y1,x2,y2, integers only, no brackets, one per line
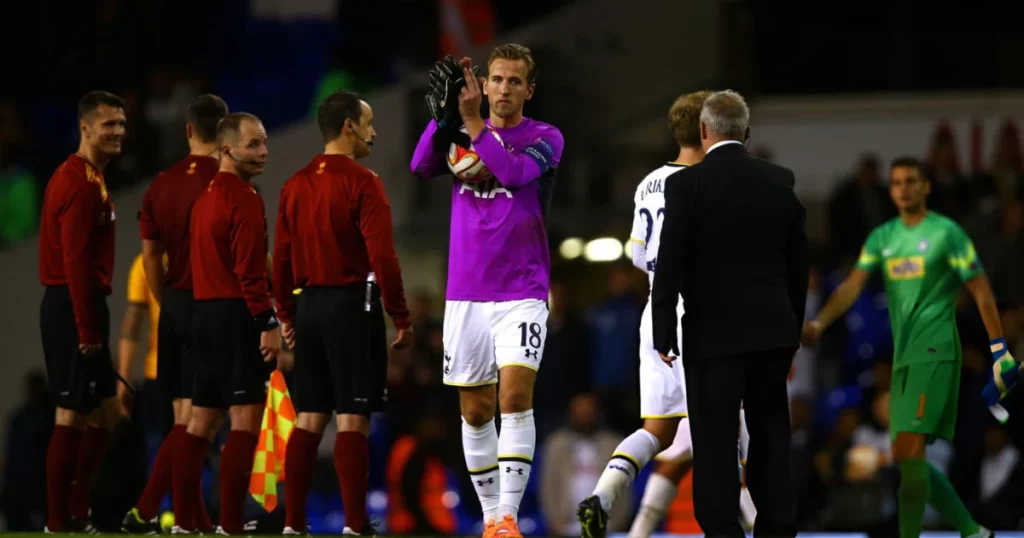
890,360,961,443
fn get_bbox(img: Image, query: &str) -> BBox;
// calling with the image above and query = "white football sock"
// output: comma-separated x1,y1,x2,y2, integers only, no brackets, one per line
740,484,757,529
462,417,500,524
738,408,750,464
594,429,660,512
627,472,678,538
497,410,535,522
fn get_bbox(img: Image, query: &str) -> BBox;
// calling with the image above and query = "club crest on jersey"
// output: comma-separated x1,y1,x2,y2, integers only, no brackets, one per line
918,239,929,252
85,165,109,201
886,256,925,280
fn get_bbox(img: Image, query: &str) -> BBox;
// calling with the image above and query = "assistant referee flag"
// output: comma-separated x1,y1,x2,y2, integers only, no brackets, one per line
250,370,296,511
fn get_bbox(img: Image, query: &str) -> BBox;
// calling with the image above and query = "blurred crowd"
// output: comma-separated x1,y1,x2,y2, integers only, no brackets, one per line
0,0,577,250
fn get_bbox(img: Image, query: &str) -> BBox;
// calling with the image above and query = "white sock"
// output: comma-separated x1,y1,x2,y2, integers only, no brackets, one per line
462,417,500,524
497,410,536,522
740,485,757,529
594,429,660,512
627,472,678,538
738,408,750,464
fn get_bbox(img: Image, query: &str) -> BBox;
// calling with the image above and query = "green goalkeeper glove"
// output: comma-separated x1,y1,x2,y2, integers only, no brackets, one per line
983,337,1019,423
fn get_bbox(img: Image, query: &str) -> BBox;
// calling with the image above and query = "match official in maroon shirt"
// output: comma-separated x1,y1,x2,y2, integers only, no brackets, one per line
38,91,125,532
122,94,228,534
171,112,279,535
273,91,411,535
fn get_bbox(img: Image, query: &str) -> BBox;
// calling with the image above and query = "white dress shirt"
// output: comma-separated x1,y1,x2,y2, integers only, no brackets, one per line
706,139,744,154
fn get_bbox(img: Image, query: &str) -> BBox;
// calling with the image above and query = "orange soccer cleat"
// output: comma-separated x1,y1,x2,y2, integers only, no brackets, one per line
482,519,499,538
494,514,523,538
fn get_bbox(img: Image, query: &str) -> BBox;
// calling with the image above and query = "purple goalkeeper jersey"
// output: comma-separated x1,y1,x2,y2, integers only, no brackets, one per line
410,118,564,302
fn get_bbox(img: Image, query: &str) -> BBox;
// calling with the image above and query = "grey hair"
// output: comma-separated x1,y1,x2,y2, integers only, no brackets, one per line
700,90,749,140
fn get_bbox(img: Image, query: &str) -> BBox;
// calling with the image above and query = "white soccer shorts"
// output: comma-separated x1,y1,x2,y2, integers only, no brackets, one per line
638,298,686,419
442,299,548,386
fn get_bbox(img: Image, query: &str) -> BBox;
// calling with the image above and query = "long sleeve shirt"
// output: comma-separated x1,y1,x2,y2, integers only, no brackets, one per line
38,154,116,345
273,154,409,328
138,154,218,290
409,118,564,302
190,172,274,319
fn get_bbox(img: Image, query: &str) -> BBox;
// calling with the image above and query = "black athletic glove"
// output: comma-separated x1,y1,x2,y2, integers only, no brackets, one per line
425,55,479,130
431,123,473,153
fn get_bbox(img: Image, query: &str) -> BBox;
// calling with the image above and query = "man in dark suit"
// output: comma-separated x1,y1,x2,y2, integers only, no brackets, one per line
651,90,808,538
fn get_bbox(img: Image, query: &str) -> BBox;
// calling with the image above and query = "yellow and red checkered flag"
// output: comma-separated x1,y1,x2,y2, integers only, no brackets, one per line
249,370,296,511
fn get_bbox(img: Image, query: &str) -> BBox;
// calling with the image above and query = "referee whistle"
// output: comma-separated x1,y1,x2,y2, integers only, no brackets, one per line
365,272,377,312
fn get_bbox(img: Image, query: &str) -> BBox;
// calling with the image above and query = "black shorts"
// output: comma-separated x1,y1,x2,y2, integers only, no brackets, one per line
40,286,116,413
292,285,388,417
191,299,273,409
157,287,195,399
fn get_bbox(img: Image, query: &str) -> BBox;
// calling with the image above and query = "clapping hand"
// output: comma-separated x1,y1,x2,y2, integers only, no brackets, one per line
457,58,485,122
426,55,478,129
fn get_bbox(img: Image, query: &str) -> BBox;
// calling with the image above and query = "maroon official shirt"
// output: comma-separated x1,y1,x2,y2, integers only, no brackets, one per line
138,154,218,291
38,154,116,345
273,154,409,329
190,171,273,318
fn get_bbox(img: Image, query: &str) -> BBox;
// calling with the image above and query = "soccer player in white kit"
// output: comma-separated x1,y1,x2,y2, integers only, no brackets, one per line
578,91,755,538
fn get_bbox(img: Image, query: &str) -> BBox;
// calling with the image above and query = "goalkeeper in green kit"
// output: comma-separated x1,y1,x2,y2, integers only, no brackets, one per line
803,156,1016,538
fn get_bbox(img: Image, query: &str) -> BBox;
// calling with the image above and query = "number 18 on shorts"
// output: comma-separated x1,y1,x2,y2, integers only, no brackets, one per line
442,299,548,386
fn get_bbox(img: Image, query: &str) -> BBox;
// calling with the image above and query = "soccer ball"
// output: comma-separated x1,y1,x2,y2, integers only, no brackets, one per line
447,126,503,183
159,511,175,532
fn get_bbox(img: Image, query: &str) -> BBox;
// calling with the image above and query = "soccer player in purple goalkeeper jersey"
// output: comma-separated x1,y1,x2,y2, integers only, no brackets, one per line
410,44,564,538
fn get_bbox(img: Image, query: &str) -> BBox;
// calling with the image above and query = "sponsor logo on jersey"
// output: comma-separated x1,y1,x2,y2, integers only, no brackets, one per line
918,239,929,252
458,178,512,199
886,256,925,280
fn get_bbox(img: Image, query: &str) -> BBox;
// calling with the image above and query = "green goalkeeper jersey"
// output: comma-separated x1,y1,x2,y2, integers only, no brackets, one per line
855,212,983,367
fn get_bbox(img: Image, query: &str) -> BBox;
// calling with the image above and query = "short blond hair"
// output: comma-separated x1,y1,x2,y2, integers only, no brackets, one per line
487,43,537,84
669,90,711,148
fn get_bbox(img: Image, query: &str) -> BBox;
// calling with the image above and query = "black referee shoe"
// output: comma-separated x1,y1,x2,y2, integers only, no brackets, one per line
69,516,99,534
121,507,160,534
577,495,608,538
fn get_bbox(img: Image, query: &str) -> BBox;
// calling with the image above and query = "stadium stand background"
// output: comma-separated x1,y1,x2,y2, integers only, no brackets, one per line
1,0,1024,534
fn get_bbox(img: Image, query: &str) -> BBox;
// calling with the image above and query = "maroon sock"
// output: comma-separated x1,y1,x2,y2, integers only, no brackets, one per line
136,424,186,519
284,428,321,530
69,426,110,520
334,431,369,533
172,433,209,532
219,430,258,535
46,425,83,531
195,483,214,533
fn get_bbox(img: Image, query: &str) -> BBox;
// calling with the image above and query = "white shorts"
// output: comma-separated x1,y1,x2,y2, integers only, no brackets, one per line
639,298,686,419
442,299,549,386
